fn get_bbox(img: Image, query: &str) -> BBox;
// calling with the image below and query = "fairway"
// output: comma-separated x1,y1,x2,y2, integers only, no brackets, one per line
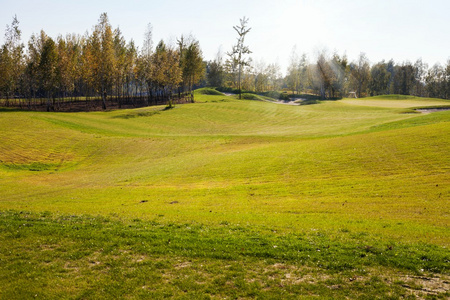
1,94,449,298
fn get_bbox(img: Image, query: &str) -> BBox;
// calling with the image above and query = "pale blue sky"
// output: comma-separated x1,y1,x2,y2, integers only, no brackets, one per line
1,0,449,73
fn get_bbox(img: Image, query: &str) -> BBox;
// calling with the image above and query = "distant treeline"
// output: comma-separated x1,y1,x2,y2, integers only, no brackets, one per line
208,51,450,100
1,14,449,111
0,14,204,111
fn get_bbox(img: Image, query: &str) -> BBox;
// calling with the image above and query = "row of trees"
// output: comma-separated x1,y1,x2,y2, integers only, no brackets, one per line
0,14,205,110
300,51,450,99
205,18,449,101
207,51,283,95
1,14,449,107
206,48,450,100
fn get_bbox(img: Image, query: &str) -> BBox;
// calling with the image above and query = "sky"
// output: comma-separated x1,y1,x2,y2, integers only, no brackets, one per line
1,0,449,74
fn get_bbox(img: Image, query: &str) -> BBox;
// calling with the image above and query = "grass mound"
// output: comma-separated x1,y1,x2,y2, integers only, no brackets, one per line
215,87,289,100
237,93,275,101
194,87,225,96
260,91,290,101
300,99,321,105
239,93,264,100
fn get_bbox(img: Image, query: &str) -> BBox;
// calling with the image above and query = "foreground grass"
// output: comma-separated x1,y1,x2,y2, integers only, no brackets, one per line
1,94,449,297
1,211,448,299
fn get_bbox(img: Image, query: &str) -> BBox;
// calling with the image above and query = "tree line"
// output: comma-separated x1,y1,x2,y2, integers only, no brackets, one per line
207,48,450,100
1,14,449,110
0,14,205,110
206,18,449,100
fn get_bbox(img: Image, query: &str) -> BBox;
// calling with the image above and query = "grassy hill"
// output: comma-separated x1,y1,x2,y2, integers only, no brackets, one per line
1,95,449,298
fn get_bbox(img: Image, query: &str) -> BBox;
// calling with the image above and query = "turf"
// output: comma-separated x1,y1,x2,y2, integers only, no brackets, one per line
0,94,449,298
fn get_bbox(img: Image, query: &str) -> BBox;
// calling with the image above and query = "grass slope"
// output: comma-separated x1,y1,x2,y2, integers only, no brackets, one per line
1,95,449,298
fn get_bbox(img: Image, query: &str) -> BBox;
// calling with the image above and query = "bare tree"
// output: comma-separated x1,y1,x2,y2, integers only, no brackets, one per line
227,17,251,99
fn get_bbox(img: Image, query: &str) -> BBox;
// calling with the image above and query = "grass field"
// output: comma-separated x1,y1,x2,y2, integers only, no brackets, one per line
0,93,449,298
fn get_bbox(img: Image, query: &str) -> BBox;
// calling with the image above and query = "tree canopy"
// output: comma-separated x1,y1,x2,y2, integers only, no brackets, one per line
1,13,450,110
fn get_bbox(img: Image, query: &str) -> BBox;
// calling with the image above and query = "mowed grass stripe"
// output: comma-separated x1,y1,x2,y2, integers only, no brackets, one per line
0,96,448,244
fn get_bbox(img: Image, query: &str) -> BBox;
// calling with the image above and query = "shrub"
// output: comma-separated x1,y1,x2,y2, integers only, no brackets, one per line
261,91,290,101
240,93,264,100
195,88,225,96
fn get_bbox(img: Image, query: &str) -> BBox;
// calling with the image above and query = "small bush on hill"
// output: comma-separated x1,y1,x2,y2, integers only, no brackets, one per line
194,88,225,96
260,91,290,101
216,87,240,94
300,99,321,105
371,95,418,100
240,93,264,100
215,87,290,101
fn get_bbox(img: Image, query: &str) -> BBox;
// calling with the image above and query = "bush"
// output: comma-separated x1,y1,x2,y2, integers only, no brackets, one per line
300,99,320,105
215,88,290,101
215,87,240,94
240,93,264,100
195,88,225,96
216,87,255,95
260,91,290,101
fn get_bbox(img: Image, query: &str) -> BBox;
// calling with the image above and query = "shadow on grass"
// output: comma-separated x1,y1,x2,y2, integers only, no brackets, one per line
0,107,28,113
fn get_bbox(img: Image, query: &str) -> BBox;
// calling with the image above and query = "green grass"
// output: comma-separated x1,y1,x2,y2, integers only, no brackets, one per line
194,87,225,96
1,94,449,298
370,95,420,100
1,210,448,299
235,93,278,101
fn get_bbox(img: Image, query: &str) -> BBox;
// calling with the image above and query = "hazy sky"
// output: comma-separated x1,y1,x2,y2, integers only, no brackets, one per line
1,0,449,73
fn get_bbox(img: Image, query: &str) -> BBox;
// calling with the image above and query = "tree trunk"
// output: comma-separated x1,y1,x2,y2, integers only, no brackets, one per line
146,83,151,106
238,66,242,99
102,90,107,110
46,91,51,112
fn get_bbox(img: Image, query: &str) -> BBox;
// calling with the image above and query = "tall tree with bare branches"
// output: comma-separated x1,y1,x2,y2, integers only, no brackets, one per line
227,17,251,99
